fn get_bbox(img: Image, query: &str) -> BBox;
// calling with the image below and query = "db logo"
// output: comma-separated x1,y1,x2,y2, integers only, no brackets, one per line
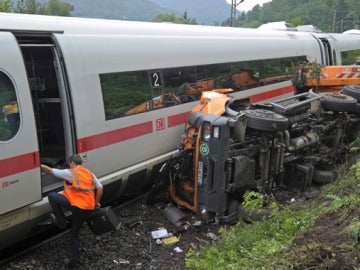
2,181,9,188
156,118,165,131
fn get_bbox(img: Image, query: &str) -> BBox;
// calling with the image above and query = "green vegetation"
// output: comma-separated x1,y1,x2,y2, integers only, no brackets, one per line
186,157,360,269
152,11,197,25
0,0,12,12
231,0,360,33
1,0,73,15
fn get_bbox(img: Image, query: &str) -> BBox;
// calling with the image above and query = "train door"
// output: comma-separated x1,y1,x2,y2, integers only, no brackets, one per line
319,38,336,65
0,32,41,215
15,34,75,195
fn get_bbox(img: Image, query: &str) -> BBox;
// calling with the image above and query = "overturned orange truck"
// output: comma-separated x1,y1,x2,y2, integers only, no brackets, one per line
148,68,360,224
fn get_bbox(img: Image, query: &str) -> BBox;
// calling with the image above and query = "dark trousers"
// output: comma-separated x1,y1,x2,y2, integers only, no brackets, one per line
7,113,19,137
48,192,93,261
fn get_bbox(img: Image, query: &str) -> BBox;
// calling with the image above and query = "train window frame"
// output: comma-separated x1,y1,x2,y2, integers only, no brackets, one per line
341,49,360,65
100,55,307,120
0,71,20,141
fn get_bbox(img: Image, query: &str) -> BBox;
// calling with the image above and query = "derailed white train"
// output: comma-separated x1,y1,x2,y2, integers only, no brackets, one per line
0,12,360,250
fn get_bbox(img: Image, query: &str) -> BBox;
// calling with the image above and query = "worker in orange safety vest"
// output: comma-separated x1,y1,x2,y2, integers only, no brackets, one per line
41,154,103,268
2,100,20,137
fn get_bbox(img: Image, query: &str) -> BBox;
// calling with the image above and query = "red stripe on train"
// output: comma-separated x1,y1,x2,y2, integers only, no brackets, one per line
0,152,39,178
77,121,153,153
249,85,294,103
2,85,295,174
168,112,191,128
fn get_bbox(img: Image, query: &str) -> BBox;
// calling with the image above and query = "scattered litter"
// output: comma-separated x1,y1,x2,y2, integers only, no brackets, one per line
174,246,183,253
207,232,217,240
119,259,130,264
155,239,162,245
114,259,130,265
151,228,168,239
162,236,180,245
183,222,190,230
192,220,202,226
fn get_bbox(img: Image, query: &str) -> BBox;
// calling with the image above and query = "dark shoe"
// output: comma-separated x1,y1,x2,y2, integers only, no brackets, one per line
50,213,67,229
64,258,80,268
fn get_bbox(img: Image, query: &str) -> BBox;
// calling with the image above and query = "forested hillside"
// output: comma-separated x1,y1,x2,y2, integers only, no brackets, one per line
68,0,169,21
44,0,231,25
149,0,230,24
237,0,360,32
7,0,360,32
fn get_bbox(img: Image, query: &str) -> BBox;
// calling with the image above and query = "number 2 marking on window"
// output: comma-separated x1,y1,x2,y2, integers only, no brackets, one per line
152,72,161,87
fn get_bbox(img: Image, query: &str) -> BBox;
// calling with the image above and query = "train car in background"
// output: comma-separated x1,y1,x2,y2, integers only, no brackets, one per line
0,12,360,250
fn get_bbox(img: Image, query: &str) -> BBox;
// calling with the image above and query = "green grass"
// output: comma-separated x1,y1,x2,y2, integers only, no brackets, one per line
185,159,360,269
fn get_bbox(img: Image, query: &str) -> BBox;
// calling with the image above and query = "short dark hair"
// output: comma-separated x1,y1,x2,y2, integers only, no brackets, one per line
68,154,82,165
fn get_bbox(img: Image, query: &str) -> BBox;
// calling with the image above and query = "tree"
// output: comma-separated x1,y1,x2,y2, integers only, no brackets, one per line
228,0,358,32
152,12,197,25
15,0,40,14
38,0,74,16
0,0,12,12
13,0,73,16
290,16,303,27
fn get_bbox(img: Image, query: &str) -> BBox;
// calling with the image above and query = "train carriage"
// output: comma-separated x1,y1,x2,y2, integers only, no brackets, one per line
0,12,360,250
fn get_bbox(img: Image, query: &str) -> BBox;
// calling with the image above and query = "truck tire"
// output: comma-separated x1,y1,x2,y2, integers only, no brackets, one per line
341,85,360,102
244,109,289,132
320,92,357,112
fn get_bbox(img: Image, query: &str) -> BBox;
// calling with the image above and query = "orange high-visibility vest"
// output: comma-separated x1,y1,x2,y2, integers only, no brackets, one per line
3,103,19,115
63,166,96,210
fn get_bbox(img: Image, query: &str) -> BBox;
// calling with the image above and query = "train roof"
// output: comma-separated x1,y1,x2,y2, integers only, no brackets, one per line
0,12,315,39
1,12,358,42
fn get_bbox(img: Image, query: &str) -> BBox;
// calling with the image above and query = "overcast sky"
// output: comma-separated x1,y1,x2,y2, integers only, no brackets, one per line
225,0,272,12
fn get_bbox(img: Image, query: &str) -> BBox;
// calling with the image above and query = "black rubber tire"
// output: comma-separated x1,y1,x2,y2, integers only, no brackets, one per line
244,109,289,132
320,93,357,112
341,85,360,102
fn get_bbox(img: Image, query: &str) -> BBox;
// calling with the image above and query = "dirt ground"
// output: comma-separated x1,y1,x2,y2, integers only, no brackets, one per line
291,205,360,269
274,187,360,270
4,188,360,269
3,197,219,270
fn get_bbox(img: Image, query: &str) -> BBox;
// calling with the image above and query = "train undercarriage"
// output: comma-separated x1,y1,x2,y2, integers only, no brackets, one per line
147,86,360,224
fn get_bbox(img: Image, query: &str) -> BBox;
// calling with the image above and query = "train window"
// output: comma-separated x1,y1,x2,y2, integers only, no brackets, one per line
100,71,151,120
341,49,360,65
0,71,20,140
100,56,306,120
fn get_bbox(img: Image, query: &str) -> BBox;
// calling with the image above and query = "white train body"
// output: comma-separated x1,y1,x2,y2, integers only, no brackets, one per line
0,12,360,249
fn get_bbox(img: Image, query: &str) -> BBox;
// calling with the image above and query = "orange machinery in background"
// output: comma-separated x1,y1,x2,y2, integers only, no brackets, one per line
293,63,360,93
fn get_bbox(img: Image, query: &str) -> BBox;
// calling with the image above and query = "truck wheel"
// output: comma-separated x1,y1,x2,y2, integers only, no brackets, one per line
321,92,357,111
320,92,357,112
341,85,360,102
244,109,289,132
